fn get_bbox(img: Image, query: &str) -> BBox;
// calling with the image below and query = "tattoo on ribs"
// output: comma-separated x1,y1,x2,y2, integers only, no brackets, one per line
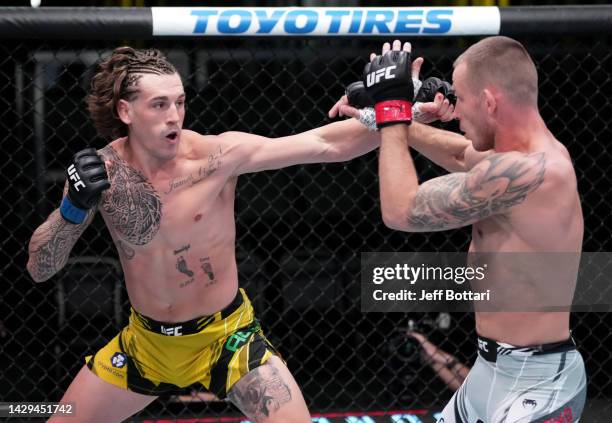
176,256,194,277
199,257,217,286
407,152,546,230
99,145,162,246
174,244,190,255
228,364,292,422
199,257,215,280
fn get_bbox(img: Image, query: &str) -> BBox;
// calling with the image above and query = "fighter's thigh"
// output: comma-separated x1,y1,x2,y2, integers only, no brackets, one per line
227,355,311,423
47,365,157,423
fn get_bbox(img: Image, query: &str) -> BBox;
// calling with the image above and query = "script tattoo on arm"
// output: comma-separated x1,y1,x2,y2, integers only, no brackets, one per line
27,208,95,282
228,364,292,423
99,146,162,245
406,152,546,231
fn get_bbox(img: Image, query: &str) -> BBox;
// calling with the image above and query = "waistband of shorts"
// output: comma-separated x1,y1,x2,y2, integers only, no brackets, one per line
477,334,576,363
130,288,246,336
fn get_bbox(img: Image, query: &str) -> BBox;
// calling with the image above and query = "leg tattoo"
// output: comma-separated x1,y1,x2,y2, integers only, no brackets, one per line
228,364,292,422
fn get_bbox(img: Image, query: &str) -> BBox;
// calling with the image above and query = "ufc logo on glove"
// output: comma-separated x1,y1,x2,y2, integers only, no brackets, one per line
67,164,86,192
366,65,397,87
362,49,413,127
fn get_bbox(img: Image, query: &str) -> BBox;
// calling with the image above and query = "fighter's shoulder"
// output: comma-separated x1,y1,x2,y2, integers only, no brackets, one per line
183,129,261,156
96,138,124,162
468,150,545,176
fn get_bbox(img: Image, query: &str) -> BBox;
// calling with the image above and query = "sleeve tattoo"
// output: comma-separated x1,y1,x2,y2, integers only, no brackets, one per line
28,209,94,281
406,152,546,231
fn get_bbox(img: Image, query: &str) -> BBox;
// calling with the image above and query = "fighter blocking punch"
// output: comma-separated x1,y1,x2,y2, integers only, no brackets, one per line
359,39,586,423
344,73,456,130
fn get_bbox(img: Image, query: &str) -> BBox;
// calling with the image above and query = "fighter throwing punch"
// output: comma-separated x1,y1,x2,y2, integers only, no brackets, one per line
356,39,586,422
26,46,390,423
27,45,456,423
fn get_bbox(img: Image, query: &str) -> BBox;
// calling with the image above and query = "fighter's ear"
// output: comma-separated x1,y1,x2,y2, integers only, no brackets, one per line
116,99,132,125
483,88,497,116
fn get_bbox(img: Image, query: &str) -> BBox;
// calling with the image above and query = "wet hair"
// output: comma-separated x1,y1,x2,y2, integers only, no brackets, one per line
86,46,177,139
454,36,538,106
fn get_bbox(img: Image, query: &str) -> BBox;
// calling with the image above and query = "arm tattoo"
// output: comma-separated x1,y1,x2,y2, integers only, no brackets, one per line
228,364,292,422
407,152,546,231
99,146,162,245
28,209,92,281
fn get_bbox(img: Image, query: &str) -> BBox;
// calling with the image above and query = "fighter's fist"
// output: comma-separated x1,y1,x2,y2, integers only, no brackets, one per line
60,148,110,224
415,77,456,106
363,41,414,127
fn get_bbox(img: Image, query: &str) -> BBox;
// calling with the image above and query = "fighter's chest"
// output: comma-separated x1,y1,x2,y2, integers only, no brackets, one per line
99,164,224,246
472,214,513,242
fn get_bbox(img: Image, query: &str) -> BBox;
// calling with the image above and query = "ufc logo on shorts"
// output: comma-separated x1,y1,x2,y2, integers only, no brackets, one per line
478,339,489,352
67,164,86,192
160,325,183,336
366,65,397,87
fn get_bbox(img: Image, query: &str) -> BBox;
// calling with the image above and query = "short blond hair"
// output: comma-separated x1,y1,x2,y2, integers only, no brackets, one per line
454,36,538,106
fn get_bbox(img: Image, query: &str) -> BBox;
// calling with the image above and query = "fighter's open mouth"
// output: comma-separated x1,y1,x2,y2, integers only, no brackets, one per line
166,131,178,140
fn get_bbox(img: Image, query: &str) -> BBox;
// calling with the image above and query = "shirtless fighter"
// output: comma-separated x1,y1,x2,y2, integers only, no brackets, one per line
355,38,587,422
26,45,452,423
25,46,385,423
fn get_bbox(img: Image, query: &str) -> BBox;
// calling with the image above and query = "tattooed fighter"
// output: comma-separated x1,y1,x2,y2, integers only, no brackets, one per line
356,38,587,422
25,46,391,423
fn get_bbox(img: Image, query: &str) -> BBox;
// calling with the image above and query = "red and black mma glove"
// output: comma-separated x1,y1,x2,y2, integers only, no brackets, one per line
346,76,455,109
59,148,110,224
362,50,414,128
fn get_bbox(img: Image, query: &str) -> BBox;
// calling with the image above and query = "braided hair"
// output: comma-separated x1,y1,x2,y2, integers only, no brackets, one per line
87,47,177,139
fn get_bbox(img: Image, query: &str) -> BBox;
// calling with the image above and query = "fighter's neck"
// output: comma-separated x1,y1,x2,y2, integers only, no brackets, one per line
494,109,552,153
122,137,180,179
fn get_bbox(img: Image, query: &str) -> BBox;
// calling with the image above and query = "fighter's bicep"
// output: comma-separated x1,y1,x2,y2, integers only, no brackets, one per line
406,152,546,231
226,131,328,175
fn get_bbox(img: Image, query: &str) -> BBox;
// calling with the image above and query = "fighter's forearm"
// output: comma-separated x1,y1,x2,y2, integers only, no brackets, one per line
27,209,93,282
407,122,470,172
315,118,381,162
378,124,418,231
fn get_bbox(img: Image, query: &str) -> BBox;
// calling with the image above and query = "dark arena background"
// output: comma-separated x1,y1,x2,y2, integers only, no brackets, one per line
1,2,611,422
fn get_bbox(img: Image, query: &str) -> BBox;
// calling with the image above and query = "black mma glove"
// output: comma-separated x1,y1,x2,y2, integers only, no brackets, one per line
346,76,455,109
415,77,456,106
362,50,414,127
59,148,110,224
346,81,374,109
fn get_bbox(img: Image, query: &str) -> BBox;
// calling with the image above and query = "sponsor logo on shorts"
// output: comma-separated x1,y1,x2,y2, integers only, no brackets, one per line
111,352,126,368
226,330,251,352
96,360,125,379
160,325,183,336
522,398,537,409
478,338,489,352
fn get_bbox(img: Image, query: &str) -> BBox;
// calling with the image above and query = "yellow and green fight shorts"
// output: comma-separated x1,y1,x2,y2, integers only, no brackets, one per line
85,288,278,398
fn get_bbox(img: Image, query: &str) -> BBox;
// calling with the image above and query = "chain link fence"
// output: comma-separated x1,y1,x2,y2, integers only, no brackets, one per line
1,36,611,421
